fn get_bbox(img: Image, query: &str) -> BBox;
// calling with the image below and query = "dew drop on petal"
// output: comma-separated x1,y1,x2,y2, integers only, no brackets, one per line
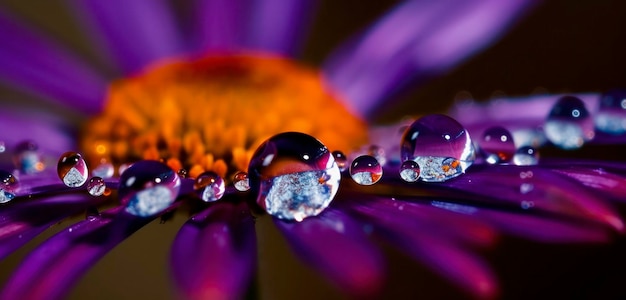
399,160,420,182
512,146,539,166
595,89,626,134
349,155,382,185
177,168,188,178
544,96,594,149
233,171,250,192
0,141,5,153
194,171,225,202
14,140,44,174
57,152,89,187
400,114,475,182
86,177,106,196
248,132,341,221
481,126,515,164
92,161,114,179
332,150,348,172
0,170,19,203
118,160,181,217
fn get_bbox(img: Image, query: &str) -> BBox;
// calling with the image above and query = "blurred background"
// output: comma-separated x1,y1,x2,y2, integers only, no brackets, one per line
0,0,625,299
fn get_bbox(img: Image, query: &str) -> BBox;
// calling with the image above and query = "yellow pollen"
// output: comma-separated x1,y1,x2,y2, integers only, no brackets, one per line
81,54,368,179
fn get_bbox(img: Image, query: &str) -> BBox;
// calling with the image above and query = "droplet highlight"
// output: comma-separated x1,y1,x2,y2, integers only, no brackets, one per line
118,160,181,217
87,177,106,196
399,160,420,182
0,170,18,203
595,89,626,134
350,155,382,185
332,150,348,172
400,114,475,182
194,171,225,202
544,95,594,149
512,146,539,166
57,152,89,187
233,171,250,192
248,132,341,221
481,126,515,164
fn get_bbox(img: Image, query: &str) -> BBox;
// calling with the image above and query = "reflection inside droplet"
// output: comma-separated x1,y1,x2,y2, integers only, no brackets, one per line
57,151,89,187
350,155,382,185
0,170,18,203
544,95,594,149
118,160,181,217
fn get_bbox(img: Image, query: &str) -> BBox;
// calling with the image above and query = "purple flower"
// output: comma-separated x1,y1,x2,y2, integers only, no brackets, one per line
1,1,625,299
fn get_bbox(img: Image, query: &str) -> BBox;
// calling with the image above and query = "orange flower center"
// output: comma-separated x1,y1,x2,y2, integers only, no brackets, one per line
81,54,368,179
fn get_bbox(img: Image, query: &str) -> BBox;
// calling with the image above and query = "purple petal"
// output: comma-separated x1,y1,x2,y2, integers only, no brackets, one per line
441,165,623,231
0,10,108,114
551,167,626,203
0,205,168,299
190,0,247,51
244,0,316,56
324,0,535,118
69,0,186,74
344,199,497,298
274,208,384,296
170,201,256,300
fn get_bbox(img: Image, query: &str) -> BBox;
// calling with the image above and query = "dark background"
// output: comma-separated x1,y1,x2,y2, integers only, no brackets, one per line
0,1,625,299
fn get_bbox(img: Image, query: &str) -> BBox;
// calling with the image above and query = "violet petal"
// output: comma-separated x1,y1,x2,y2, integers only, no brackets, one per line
170,201,256,300
0,109,75,156
69,0,186,74
324,0,535,118
190,0,247,51
274,208,384,296
0,10,108,114
0,205,165,299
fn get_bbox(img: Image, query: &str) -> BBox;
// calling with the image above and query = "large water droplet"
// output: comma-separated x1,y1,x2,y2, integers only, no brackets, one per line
118,160,181,217
57,152,89,187
544,96,594,149
595,89,626,134
87,177,106,196
13,141,44,174
233,171,250,192
400,114,475,182
481,126,515,164
400,160,420,182
0,170,18,204
194,171,225,202
512,146,539,166
248,132,340,221
332,150,348,172
350,155,383,185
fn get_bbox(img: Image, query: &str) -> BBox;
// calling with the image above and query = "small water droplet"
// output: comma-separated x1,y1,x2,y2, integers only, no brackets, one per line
194,171,225,202
544,96,594,149
57,152,89,187
399,160,420,182
513,146,539,166
349,155,382,185
248,132,341,221
520,183,534,194
13,141,44,174
85,206,100,220
92,161,114,179
332,151,348,172
595,89,626,134
233,171,250,192
400,114,475,182
0,170,19,203
521,200,535,210
519,170,534,179
87,177,106,196
177,168,188,178
0,141,5,153
118,160,181,217
481,126,515,164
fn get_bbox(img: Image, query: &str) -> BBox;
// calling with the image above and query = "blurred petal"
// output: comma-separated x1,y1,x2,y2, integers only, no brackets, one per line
274,208,384,296
170,201,256,300
69,0,186,74
0,108,75,156
324,0,535,118
190,0,247,51
0,10,108,114
244,0,316,56
0,205,167,299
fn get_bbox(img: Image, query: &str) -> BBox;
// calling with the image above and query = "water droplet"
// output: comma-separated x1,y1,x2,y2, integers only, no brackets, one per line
0,170,19,203
92,161,114,179
400,114,475,182
85,206,100,221
118,163,131,176
481,126,515,164
233,171,250,192
248,132,340,221
349,155,382,185
399,160,420,182
57,152,89,187
0,141,5,153
118,160,181,217
177,168,188,178
512,146,539,166
194,171,225,202
544,96,594,149
13,141,44,174
332,151,348,172
87,177,106,196
595,89,626,134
